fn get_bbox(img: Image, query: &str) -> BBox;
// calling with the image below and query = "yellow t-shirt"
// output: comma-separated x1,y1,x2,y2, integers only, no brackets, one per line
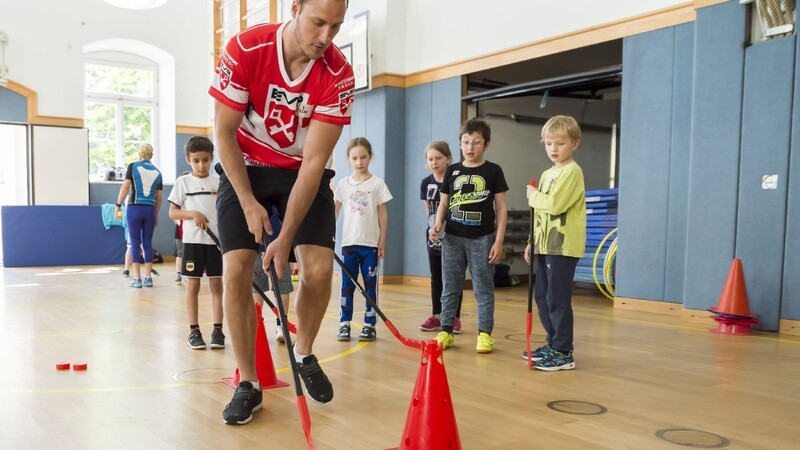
529,160,586,258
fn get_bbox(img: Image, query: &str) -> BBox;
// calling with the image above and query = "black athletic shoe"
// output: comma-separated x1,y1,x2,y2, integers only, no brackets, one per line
188,330,206,349
222,381,263,425
210,329,225,349
297,354,333,403
358,325,376,342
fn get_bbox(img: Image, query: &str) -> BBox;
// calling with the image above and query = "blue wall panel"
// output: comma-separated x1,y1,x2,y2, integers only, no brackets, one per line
381,87,406,275
2,205,126,266
403,83,433,276
684,2,745,310
664,23,695,303
736,38,795,330
784,35,800,321
402,77,462,277
0,87,27,123
617,28,675,301
175,133,192,179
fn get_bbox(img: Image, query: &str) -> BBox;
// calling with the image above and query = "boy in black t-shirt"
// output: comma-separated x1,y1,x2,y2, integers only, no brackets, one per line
430,119,509,353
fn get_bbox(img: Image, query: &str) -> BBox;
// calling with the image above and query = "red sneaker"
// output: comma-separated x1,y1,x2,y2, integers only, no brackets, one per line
419,315,442,331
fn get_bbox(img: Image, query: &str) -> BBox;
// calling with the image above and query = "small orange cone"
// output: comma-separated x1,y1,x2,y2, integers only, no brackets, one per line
222,302,289,389
388,340,461,450
709,258,754,317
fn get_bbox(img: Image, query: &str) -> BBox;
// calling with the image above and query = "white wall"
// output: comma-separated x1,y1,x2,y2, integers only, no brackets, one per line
1,0,212,126
402,0,685,74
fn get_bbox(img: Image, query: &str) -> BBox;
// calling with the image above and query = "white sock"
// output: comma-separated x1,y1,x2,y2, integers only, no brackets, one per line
294,347,309,364
249,380,261,391
340,321,350,326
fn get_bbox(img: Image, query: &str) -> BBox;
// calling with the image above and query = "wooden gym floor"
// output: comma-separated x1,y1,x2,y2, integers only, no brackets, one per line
0,263,798,449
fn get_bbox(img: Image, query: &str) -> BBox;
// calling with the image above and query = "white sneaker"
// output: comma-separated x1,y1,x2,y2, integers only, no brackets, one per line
275,326,285,344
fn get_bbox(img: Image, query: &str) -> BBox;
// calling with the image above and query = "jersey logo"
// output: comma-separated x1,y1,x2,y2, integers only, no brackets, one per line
218,61,233,91
265,85,309,147
339,88,354,115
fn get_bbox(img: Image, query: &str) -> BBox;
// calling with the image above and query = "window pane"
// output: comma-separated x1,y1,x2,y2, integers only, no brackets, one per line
247,7,270,27
123,105,153,164
86,102,118,174
85,64,154,97
220,0,240,27
247,0,269,11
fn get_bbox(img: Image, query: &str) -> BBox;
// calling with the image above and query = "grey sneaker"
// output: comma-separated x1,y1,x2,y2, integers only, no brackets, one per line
337,323,351,341
188,330,206,349
210,329,225,349
358,325,376,342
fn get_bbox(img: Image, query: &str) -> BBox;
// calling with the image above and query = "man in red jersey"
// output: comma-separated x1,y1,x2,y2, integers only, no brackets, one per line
209,0,353,425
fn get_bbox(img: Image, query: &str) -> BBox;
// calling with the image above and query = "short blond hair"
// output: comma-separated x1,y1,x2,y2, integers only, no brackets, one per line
541,115,581,142
137,143,154,160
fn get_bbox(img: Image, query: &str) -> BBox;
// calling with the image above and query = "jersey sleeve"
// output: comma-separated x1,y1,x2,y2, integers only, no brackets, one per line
168,176,186,207
125,163,134,181
310,57,355,126
420,177,427,200
208,34,251,112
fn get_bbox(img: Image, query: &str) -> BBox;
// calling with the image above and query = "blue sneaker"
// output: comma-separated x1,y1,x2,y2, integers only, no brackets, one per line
129,278,143,288
533,350,575,371
521,344,553,362
143,277,154,288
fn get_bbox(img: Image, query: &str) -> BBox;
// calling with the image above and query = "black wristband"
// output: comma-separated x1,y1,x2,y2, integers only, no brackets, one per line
116,203,121,207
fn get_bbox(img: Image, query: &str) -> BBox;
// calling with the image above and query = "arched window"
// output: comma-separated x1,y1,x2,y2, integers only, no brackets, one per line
84,55,158,179
83,39,176,182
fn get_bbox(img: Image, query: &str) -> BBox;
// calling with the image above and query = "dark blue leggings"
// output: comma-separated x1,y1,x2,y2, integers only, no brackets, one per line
126,204,156,264
339,245,378,326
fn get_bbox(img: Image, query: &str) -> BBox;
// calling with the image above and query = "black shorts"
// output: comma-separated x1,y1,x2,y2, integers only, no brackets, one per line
216,164,336,253
182,243,223,277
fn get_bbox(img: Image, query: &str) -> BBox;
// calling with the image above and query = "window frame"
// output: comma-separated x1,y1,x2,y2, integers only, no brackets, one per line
214,0,278,63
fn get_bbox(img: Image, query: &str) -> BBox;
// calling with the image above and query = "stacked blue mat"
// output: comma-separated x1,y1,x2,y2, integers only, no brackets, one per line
574,188,618,284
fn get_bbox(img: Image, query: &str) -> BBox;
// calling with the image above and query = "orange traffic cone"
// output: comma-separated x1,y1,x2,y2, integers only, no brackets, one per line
388,340,461,450
709,258,754,317
222,302,289,389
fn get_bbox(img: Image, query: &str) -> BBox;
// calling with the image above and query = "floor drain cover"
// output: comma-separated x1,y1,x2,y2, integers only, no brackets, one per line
655,428,731,448
546,400,607,415
173,368,230,384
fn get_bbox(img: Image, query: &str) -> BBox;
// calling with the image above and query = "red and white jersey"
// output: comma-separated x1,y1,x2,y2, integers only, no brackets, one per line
209,22,355,170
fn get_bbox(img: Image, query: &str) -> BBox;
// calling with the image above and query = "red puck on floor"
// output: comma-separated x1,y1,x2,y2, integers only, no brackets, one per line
72,363,88,371
56,362,71,370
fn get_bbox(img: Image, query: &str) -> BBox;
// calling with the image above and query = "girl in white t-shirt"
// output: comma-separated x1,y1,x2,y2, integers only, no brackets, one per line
333,137,393,342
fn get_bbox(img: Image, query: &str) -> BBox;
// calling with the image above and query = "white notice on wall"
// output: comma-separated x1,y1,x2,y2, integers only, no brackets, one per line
762,175,778,190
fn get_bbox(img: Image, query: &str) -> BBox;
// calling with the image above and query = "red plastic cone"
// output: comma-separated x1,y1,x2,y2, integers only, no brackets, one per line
388,340,461,450
709,258,754,317
222,302,289,389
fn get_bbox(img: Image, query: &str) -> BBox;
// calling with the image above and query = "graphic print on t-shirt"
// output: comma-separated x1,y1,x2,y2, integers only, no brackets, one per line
348,189,369,215
448,174,490,227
